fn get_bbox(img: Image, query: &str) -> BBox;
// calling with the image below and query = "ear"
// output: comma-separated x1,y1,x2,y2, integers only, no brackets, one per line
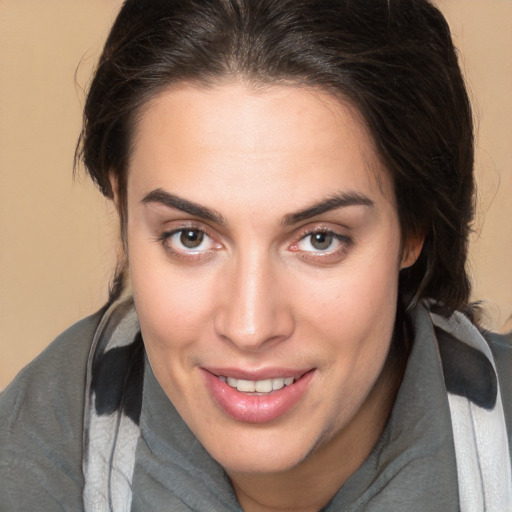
109,172,121,212
400,232,425,270
108,172,129,255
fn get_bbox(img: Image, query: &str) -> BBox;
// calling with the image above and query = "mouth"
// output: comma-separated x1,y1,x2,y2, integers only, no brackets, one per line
201,368,315,423
220,375,295,394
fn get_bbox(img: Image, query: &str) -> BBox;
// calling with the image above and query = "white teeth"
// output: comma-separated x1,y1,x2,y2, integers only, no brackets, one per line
236,379,255,392
272,377,285,391
221,375,296,393
255,379,273,393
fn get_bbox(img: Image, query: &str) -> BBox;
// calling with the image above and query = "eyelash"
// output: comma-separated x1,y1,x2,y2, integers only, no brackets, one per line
291,228,353,262
156,225,352,263
157,225,220,261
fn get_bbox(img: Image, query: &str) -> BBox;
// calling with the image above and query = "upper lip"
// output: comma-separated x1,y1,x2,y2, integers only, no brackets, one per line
202,367,313,381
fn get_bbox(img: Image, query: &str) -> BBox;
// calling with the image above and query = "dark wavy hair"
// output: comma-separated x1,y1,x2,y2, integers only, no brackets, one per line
76,0,475,314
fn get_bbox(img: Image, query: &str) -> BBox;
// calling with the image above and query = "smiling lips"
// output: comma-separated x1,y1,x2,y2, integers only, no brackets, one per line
202,368,315,424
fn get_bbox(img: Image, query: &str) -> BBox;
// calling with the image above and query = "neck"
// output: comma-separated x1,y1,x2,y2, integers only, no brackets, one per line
228,349,406,512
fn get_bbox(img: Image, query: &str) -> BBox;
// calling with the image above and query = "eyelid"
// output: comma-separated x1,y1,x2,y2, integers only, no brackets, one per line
156,222,223,260
156,217,215,239
292,224,351,243
288,225,353,261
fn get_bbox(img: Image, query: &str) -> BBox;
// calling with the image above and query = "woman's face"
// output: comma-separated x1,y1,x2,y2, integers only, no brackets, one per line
123,82,419,475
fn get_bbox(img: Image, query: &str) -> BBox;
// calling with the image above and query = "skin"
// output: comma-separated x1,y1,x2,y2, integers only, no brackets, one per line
114,82,422,512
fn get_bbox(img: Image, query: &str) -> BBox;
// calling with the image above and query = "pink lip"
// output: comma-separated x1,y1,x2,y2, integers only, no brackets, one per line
201,367,315,424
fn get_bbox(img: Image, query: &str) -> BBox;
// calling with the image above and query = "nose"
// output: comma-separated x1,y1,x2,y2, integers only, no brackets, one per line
213,252,294,351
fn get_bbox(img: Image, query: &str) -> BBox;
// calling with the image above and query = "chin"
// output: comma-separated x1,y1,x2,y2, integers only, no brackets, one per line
217,448,307,475
202,424,321,475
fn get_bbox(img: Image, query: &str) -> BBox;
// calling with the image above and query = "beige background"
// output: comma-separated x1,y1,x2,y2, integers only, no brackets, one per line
1,0,511,389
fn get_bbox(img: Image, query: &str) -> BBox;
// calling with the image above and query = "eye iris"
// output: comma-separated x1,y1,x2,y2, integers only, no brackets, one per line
180,230,204,249
311,232,332,250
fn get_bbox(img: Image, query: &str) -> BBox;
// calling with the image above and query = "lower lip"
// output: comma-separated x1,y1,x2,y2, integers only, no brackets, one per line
202,370,315,424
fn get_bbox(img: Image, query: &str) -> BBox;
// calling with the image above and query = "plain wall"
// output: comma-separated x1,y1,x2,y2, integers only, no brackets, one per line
1,0,511,389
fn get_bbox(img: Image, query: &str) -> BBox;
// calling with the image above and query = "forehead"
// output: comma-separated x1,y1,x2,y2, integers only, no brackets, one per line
128,82,394,210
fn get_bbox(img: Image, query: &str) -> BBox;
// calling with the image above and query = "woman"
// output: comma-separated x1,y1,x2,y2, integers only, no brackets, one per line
1,0,511,510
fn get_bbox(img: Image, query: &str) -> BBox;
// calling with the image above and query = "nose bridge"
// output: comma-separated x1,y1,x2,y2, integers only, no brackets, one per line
214,247,292,350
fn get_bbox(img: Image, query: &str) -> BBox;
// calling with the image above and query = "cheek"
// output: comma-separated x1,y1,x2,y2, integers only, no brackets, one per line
300,246,400,334
128,239,216,353
292,234,401,391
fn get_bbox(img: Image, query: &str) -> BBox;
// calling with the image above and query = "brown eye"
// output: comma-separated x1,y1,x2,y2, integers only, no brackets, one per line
159,226,221,259
294,229,351,257
310,232,333,250
180,229,204,248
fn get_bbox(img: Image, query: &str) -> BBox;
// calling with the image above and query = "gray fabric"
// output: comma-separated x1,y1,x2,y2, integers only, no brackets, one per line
487,330,512,465
0,312,102,511
324,305,460,511
1,305,511,511
82,301,143,512
131,360,241,512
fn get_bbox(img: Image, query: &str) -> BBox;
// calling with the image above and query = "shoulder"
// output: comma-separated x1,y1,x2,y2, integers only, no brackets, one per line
486,329,512,375
485,331,512,447
1,309,103,424
426,305,512,461
0,309,104,510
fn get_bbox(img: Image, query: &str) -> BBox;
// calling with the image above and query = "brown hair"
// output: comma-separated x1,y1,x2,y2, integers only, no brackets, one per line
76,0,474,314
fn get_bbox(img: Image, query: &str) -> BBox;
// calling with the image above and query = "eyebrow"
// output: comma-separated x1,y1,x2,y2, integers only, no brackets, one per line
283,192,374,225
142,188,373,226
142,188,225,224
